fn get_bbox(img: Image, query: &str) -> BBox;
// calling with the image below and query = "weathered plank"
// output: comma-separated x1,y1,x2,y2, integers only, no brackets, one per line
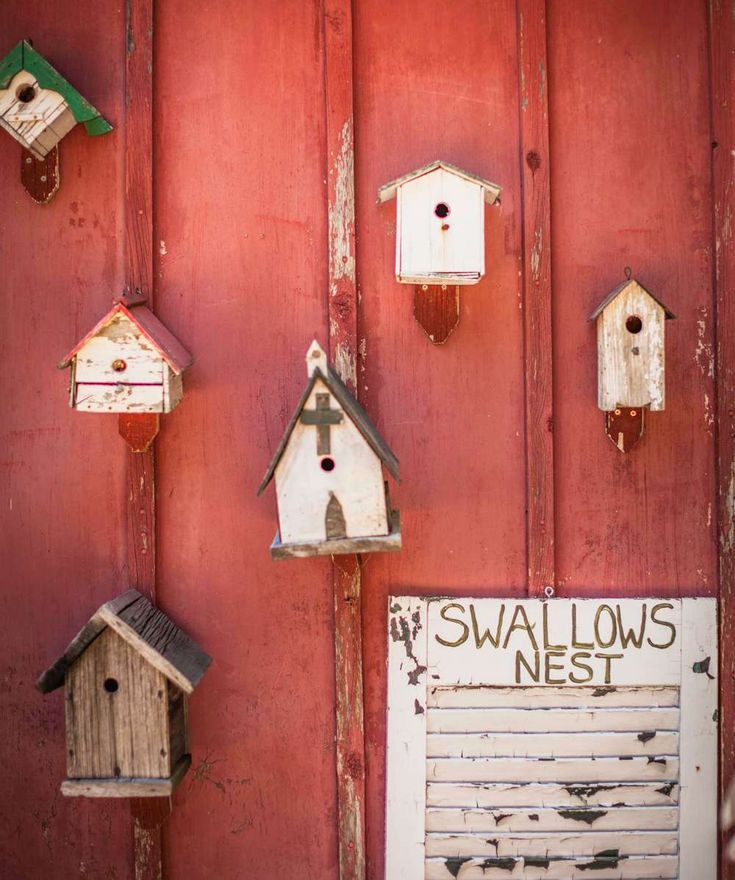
427,730,679,758
426,781,680,809
427,756,679,784
62,756,191,798
427,706,679,734
425,854,679,879
428,684,680,709
425,805,679,833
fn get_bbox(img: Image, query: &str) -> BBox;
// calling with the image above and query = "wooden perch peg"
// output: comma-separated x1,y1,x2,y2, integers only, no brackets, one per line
414,284,460,344
605,406,645,453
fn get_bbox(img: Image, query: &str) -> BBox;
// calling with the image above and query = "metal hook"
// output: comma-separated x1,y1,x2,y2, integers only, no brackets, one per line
544,585,555,599
624,266,632,280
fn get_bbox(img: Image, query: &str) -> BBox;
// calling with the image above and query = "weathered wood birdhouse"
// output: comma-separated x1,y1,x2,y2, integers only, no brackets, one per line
590,274,675,452
0,40,112,203
258,340,401,559
60,297,193,416
37,590,211,797
377,160,501,343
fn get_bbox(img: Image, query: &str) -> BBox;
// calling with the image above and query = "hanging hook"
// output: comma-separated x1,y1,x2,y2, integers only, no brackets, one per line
624,266,632,280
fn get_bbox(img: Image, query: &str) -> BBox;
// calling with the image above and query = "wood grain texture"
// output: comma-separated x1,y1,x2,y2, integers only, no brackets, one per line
325,0,366,876
518,0,555,597
20,145,59,203
709,2,735,877
413,285,460,345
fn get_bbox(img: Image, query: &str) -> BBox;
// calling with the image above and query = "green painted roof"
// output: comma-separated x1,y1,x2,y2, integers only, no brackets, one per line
0,40,112,136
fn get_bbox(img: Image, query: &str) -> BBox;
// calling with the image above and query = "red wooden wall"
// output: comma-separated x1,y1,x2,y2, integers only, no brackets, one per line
0,1,726,878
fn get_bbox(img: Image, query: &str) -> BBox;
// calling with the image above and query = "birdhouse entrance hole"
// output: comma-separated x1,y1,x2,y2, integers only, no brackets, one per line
320,457,335,472
434,202,450,218
626,315,643,334
16,84,36,103
103,677,119,693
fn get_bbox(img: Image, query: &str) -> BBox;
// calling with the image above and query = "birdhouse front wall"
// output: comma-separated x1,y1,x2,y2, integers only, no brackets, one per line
0,70,75,159
274,379,389,544
70,312,180,413
396,168,486,284
597,282,666,411
65,628,170,780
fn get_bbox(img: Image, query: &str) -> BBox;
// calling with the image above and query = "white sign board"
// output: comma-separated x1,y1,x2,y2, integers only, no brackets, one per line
386,597,717,880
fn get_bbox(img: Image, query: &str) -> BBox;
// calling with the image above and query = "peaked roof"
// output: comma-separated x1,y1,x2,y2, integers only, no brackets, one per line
0,40,112,136
589,278,676,321
258,365,400,495
377,160,502,205
37,589,212,695
59,300,194,375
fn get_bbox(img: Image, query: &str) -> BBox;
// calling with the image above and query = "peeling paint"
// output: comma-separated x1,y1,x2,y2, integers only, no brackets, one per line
328,120,355,292
389,612,427,686
557,808,608,825
333,340,357,388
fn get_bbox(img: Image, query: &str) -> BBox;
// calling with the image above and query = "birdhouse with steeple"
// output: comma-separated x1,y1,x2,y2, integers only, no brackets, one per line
590,273,676,453
258,341,401,559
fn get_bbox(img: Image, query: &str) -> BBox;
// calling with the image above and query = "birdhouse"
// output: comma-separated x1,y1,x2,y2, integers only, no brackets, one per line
377,160,501,343
0,40,112,203
258,340,401,559
37,589,211,797
590,274,675,452
60,298,193,416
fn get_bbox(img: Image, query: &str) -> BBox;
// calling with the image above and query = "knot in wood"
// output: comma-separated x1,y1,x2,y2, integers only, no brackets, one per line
526,151,541,173
331,293,353,321
345,750,363,780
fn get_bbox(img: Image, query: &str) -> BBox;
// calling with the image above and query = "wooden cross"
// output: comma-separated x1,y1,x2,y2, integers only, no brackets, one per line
300,393,343,455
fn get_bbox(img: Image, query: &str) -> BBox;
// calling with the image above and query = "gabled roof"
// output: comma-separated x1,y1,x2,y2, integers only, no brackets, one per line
377,160,502,205
589,278,676,321
37,589,211,695
257,365,400,495
59,299,194,375
0,40,112,136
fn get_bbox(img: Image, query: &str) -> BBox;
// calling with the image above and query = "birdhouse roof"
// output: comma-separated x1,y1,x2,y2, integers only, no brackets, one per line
59,299,194,375
377,159,502,205
36,590,211,696
0,40,112,136
257,365,400,495
589,278,676,321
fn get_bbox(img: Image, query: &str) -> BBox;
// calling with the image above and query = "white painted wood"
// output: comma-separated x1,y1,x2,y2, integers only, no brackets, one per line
425,830,678,858
386,597,428,880
427,755,679,784
425,805,679,832
426,782,679,809
679,598,717,880
427,706,679,734
163,368,183,412
424,855,679,880
0,70,74,158
395,167,486,284
427,730,679,757
386,597,716,880
74,383,164,413
596,280,667,411
275,375,388,543
429,684,680,708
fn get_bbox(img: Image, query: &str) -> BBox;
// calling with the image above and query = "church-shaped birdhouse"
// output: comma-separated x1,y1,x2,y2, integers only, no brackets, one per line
60,297,193,416
258,341,401,559
377,160,501,343
590,274,675,452
0,40,112,203
37,590,211,797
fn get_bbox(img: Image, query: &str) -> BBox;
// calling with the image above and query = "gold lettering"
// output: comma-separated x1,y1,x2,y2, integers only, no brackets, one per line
470,603,505,649
572,604,594,649
515,650,540,683
503,605,539,651
594,604,617,649
646,602,677,649
569,651,594,683
543,604,566,650
594,652,624,684
544,650,566,684
616,603,647,648
435,603,469,648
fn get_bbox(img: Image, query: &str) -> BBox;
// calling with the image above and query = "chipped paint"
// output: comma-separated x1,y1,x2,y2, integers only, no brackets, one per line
333,340,357,388
328,120,355,293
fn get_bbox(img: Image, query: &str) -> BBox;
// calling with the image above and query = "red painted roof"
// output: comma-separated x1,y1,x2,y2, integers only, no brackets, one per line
59,301,193,374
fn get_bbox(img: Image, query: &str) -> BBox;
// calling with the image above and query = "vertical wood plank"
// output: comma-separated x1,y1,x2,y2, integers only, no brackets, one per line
708,3,735,877
324,0,366,877
517,0,555,597
125,2,165,878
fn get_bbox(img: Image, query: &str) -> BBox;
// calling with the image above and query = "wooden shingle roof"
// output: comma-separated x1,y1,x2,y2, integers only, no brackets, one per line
377,159,502,204
37,590,211,695
589,278,676,321
257,365,400,495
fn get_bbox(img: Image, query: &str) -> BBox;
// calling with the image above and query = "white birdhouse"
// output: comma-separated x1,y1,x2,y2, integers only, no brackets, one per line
59,298,193,415
258,341,401,560
377,160,501,285
0,40,112,202
590,275,675,453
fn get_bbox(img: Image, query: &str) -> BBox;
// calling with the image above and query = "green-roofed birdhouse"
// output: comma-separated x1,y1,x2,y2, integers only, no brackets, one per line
0,40,112,203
